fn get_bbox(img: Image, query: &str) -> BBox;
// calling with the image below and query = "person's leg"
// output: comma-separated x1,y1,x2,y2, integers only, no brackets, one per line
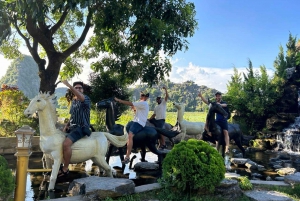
123,122,142,164
60,127,84,175
224,129,229,153
125,131,134,159
62,138,73,173
158,120,166,148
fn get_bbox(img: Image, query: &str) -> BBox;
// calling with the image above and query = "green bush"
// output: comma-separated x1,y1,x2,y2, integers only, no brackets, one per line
238,176,252,190
162,139,225,193
0,156,15,200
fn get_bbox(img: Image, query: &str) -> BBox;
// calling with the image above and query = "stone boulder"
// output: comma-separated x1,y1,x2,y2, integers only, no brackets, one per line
214,179,243,200
284,172,300,184
68,177,135,199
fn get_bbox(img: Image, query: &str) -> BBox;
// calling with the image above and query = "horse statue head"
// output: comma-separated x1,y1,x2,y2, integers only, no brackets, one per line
96,97,120,122
206,101,228,132
24,92,58,123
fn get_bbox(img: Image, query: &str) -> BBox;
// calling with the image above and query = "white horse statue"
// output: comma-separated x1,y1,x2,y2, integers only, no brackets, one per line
24,92,128,190
173,102,205,141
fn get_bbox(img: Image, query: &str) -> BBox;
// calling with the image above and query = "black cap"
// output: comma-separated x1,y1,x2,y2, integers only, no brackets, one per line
215,91,222,96
73,81,84,88
140,91,149,97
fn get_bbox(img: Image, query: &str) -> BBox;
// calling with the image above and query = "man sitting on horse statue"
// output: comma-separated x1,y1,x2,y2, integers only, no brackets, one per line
60,80,91,177
198,91,230,154
115,91,150,164
149,86,169,149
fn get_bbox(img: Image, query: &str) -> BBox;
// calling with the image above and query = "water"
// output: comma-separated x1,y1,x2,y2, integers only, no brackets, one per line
3,144,299,200
3,151,161,200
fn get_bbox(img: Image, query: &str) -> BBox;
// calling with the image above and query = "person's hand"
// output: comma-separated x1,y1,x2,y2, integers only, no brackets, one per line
114,97,119,102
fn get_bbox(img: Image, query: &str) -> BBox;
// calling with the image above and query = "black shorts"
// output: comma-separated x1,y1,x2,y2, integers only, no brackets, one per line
216,121,228,131
149,118,165,128
67,126,91,143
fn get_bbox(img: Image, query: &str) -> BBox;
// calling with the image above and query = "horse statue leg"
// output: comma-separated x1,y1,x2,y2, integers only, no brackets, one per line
92,156,113,177
139,146,147,162
106,144,114,164
48,152,63,190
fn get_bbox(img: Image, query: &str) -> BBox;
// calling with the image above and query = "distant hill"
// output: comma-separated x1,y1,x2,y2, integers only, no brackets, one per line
55,87,67,99
0,55,39,99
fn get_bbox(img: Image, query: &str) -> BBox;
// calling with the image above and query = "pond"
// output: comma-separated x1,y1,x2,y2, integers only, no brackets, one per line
3,150,161,200
3,146,297,200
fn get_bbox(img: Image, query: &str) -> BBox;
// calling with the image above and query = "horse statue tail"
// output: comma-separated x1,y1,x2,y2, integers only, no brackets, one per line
103,131,128,147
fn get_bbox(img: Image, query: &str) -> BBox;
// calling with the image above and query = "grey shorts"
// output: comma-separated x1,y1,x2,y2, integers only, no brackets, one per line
67,126,91,143
129,122,144,135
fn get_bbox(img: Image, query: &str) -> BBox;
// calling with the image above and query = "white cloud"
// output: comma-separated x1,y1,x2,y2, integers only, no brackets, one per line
168,62,275,93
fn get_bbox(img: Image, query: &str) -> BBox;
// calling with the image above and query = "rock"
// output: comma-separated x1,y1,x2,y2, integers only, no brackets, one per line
68,177,135,199
245,160,258,170
276,168,296,176
244,190,293,201
214,179,243,200
230,158,249,166
275,177,285,181
284,172,300,184
134,162,160,171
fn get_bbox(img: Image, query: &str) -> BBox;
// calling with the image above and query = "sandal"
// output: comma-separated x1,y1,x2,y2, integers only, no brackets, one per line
121,157,130,164
57,165,69,178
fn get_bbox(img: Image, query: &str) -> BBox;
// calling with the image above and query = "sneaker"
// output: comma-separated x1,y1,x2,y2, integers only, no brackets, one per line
121,157,130,164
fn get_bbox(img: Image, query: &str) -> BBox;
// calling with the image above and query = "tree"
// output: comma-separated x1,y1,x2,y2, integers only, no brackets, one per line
226,61,277,134
0,0,197,94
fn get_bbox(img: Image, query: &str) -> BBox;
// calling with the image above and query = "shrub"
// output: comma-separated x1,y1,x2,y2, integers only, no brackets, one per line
0,156,15,200
162,139,225,193
238,176,252,190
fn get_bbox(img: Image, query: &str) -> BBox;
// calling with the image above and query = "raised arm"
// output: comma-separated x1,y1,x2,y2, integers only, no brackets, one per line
163,86,169,101
62,80,85,102
114,97,133,106
198,92,209,104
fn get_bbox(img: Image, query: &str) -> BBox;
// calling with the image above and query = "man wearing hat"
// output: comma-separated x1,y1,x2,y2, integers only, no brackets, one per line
198,91,230,154
149,86,169,149
115,91,149,164
59,80,91,177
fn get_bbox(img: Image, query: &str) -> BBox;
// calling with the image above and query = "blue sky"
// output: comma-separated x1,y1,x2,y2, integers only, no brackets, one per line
1,0,299,92
169,0,300,92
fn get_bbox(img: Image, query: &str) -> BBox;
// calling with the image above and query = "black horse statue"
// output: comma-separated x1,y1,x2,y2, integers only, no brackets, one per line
202,102,245,157
96,98,180,165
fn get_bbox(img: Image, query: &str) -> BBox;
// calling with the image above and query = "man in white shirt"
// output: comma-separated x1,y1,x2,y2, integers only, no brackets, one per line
114,92,149,164
149,86,169,149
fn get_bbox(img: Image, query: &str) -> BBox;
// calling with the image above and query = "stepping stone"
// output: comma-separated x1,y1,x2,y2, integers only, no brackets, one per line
244,190,293,201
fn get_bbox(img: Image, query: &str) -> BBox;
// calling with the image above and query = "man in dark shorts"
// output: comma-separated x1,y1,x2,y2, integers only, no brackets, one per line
59,80,91,177
198,91,230,154
115,91,149,164
149,86,169,149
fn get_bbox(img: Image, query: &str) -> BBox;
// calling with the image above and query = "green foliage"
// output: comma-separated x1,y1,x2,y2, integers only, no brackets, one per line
0,0,197,93
89,71,130,113
0,156,15,200
226,61,278,134
237,176,252,190
0,89,38,136
162,139,225,193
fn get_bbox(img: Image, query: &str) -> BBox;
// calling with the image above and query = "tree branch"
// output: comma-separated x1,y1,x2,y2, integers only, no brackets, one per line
50,7,69,36
63,11,92,57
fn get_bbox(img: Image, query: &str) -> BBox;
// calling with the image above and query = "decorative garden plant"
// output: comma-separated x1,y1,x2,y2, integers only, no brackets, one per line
162,139,225,193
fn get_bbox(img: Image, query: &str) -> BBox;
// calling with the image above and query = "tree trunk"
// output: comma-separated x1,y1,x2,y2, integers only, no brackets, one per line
38,56,63,94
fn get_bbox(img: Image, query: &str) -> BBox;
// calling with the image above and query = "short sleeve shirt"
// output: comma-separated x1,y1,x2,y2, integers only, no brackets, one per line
154,99,167,120
69,95,91,127
133,100,149,127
